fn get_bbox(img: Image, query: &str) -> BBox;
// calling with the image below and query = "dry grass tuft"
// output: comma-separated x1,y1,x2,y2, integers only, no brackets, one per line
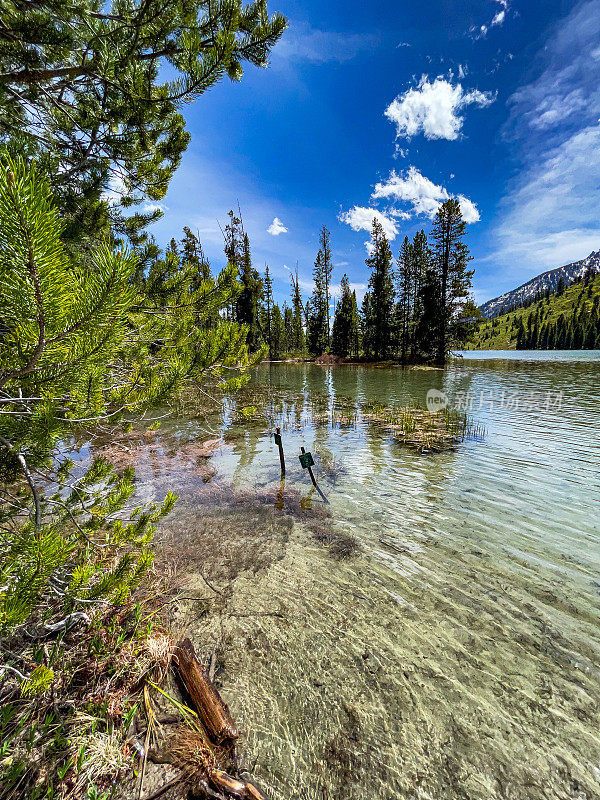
70,729,128,785
144,633,174,679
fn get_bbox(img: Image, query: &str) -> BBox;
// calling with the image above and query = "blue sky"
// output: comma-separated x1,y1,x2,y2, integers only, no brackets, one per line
149,0,600,307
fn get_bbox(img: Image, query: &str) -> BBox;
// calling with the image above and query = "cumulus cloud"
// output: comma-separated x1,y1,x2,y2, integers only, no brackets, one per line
338,206,400,241
371,167,480,223
267,217,288,236
385,76,495,140
455,195,480,223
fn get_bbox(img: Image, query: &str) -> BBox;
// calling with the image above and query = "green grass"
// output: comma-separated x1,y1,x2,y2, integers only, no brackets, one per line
468,273,600,350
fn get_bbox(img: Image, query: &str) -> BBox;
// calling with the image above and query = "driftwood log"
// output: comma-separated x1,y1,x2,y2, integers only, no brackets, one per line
166,639,267,800
173,638,239,745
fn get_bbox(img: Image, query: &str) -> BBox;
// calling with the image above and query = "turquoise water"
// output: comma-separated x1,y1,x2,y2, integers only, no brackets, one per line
104,354,600,799
460,348,600,361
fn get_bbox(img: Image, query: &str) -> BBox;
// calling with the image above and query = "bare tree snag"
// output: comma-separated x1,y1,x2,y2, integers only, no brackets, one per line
173,638,239,744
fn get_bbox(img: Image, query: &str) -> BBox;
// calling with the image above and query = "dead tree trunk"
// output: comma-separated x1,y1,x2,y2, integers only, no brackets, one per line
173,638,239,745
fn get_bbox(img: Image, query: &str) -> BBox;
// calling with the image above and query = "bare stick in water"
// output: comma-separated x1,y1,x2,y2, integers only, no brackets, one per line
274,427,285,476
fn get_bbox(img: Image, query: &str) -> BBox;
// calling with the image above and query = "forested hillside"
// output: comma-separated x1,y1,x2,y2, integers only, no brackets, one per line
479,249,600,318
469,272,600,350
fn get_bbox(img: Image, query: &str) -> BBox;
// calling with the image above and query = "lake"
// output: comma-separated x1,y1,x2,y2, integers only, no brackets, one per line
112,352,600,800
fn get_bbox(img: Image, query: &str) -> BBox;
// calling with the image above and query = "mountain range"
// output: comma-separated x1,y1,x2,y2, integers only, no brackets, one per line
479,249,600,318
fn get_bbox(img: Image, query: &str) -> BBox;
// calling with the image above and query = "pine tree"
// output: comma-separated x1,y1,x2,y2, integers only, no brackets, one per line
290,265,306,352
0,0,286,246
308,250,329,355
270,304,286,358
361,292,374,359
319,226,333,341
516,318,526,350
263,265,273,356
0,153,258,636
331,274,358,358
350,290,360,357
224,208,264,341
573,318,584,349
454,300,484,347
431,199,474,364
181,226,210,282
363,219,395,360
284,304,293,350
396,236,413,362
235,232,263,351
413,267,441,362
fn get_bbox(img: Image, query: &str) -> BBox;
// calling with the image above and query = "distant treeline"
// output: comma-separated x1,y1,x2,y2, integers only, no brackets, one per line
161,200,479,365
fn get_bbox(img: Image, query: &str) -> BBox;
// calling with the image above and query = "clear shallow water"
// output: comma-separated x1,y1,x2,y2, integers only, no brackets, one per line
460,349,600,362
103,355,600,799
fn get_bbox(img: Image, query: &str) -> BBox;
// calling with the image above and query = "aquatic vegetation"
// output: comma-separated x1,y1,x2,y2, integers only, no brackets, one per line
361,401,485,451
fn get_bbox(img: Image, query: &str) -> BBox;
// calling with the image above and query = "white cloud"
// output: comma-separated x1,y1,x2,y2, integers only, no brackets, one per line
456,195,480,223
492,1,508,26
338,206,399,241
340,170,480,253
101,173,127,206
142,202,167,214
469,23,488,40
330,281,367,300
267,217,288,236
385,76,495,141
471,1,509,37
371,167,480,223
389,208,412,220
